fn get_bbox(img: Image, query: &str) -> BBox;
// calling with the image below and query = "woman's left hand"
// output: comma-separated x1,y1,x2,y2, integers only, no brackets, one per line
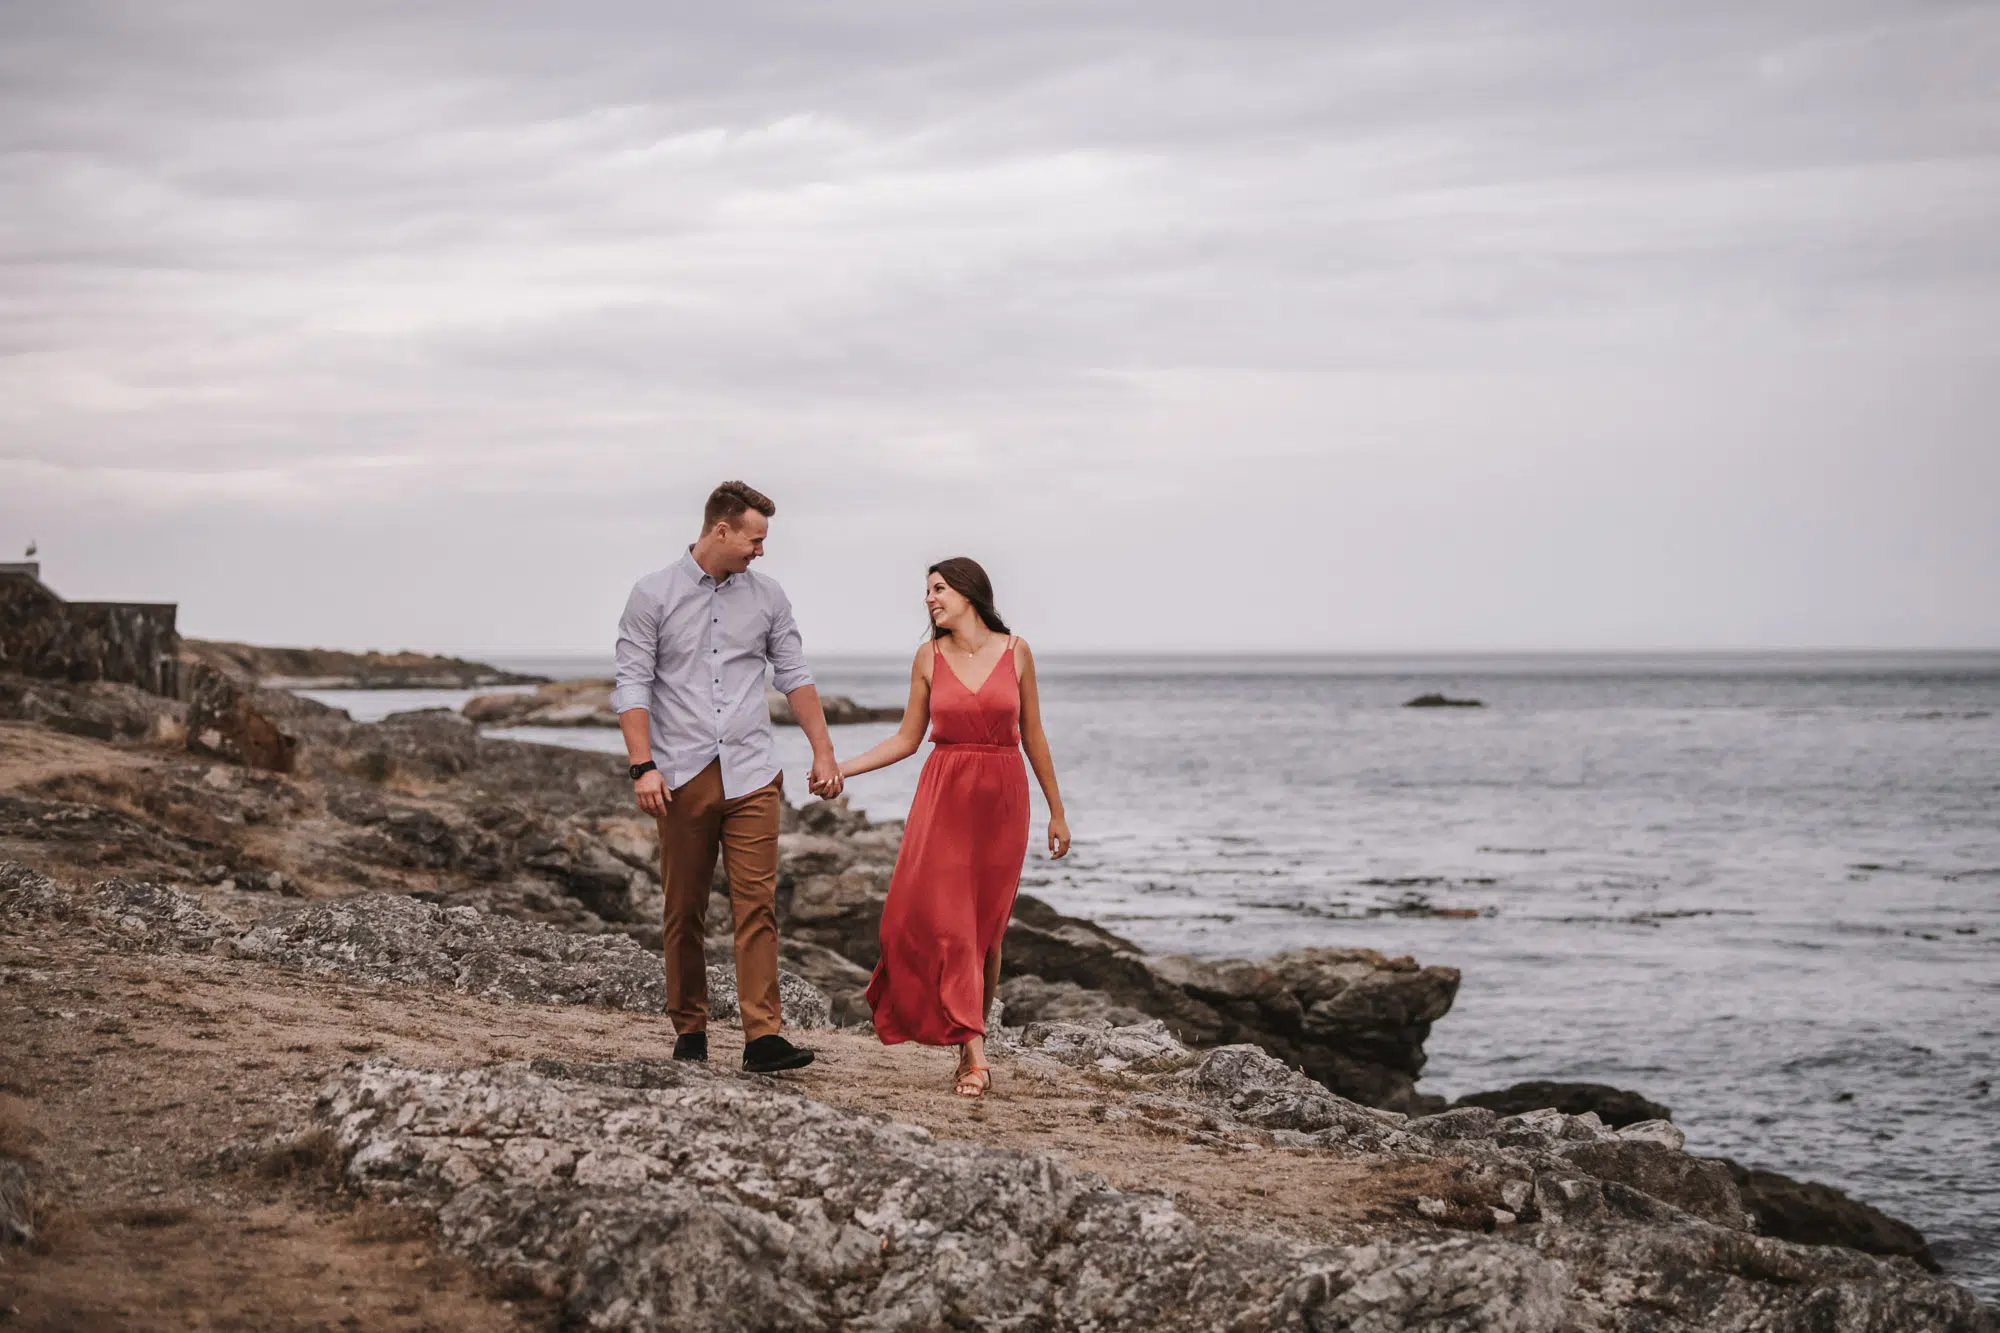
1047,814,1071,859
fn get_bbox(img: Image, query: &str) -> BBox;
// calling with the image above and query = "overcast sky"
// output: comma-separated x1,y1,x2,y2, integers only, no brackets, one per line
3,2,1996,654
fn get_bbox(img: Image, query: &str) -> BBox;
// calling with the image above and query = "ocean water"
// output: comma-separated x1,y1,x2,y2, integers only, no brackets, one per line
312,652,2000,1298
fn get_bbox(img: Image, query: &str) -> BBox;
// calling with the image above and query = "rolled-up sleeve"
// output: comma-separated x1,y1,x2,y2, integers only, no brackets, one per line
765,589,814,695
612,582,658,714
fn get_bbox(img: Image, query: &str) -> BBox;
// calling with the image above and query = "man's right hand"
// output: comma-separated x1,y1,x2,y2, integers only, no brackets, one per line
634,768,670,817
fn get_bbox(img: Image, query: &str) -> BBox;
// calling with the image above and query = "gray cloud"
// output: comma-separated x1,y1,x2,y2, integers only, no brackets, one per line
3,1,1996,650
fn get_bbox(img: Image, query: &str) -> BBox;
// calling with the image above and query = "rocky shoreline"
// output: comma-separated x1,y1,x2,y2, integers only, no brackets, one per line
181,638,550,690
1,666,1991,1328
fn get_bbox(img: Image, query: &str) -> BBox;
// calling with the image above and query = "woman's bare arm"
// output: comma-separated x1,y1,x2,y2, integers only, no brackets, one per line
837,645,933,779
1015,639,1070,858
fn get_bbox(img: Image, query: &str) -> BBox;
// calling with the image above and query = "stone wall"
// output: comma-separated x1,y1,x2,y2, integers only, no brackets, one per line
0,571,180,696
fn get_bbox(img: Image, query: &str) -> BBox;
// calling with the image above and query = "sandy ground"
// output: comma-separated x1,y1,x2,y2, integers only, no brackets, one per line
0,921,1463,1331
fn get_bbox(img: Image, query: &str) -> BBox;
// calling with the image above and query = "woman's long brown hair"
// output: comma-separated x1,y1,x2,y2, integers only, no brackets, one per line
928,557,1011,638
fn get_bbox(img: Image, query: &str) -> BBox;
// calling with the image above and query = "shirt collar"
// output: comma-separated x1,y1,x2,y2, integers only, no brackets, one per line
681,546,729,589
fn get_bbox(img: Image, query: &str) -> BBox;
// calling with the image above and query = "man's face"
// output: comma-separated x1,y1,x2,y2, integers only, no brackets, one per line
711,511,768,575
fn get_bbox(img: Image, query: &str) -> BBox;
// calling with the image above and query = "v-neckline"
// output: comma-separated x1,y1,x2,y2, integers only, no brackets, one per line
936,640,1009,698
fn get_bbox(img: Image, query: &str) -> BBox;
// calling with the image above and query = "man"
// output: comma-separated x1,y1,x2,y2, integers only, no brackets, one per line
613,481,843,1073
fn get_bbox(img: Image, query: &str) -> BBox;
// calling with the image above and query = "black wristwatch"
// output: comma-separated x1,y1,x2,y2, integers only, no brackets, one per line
628,760,657,781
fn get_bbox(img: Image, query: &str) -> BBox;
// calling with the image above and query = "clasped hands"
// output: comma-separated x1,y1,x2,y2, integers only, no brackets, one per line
807,751,844,801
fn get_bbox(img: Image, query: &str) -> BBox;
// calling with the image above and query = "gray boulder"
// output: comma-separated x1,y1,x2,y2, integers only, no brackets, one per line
703,962,831,1031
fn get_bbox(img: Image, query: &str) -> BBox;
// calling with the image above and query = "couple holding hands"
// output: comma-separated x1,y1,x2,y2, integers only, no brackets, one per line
614,481,1069,1096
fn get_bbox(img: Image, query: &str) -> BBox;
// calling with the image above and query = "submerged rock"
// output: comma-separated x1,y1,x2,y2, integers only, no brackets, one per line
1725,1159,1938,1270
1454,1079,1673,1128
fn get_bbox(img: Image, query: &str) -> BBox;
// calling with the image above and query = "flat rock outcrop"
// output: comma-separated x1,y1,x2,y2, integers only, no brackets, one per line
309,1049,1995,1332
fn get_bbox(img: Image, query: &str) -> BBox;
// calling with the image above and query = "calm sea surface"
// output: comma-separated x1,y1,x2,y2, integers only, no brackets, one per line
308,652,2000,1299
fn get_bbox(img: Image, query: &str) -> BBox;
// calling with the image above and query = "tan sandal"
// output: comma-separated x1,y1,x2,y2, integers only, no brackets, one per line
954,1063,992,1098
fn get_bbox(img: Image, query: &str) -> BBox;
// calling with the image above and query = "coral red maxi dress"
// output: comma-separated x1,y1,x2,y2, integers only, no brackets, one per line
865,637,1030,1046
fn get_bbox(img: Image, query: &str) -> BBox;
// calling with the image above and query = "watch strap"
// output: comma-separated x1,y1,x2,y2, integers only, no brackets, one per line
628,760,658,781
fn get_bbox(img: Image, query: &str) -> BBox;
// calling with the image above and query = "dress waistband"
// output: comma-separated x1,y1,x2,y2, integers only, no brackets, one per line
930,741,1019,753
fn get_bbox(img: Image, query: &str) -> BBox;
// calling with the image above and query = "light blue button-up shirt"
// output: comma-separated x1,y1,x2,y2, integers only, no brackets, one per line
612,550,815,798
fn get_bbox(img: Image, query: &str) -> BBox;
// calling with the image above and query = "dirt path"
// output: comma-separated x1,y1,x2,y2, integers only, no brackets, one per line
1,925,1454,1330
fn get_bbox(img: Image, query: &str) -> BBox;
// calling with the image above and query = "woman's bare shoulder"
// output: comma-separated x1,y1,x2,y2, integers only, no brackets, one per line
912,640,935,678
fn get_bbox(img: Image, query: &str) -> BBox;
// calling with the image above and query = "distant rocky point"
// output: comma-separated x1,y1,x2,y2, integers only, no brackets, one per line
464,678,902,729
1405,692,1484,708
181,638,549,690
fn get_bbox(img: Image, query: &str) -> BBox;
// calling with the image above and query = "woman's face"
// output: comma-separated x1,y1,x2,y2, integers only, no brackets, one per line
926,572,969,628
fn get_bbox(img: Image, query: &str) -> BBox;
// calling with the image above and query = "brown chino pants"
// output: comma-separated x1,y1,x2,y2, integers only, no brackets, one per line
656,759,783,1041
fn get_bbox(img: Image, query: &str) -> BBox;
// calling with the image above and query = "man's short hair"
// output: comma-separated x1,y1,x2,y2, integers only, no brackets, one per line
703,481,776,531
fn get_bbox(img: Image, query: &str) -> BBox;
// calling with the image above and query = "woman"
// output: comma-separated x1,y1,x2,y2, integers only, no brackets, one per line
837,557,1071,1097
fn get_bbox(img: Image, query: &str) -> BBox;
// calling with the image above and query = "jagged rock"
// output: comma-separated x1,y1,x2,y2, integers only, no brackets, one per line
1003,895,1459,1112
0,862,233,953
703,962,831,1031
1018,1019,1197,1074
0,572,179,695
775,940,875,1026
316,1057,1997,1333
185,664,298,773
225,892,828,1027
1553,1138,1749,1230
1724,1159,1938,1270
1454,1079,1672,1128
999,974,1152,1027
777,871,1459,1111
1164,1044,1411,1148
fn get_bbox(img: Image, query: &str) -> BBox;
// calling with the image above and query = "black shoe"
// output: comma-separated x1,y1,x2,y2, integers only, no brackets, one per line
673,1032,708,1062
742,1034,815,1074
